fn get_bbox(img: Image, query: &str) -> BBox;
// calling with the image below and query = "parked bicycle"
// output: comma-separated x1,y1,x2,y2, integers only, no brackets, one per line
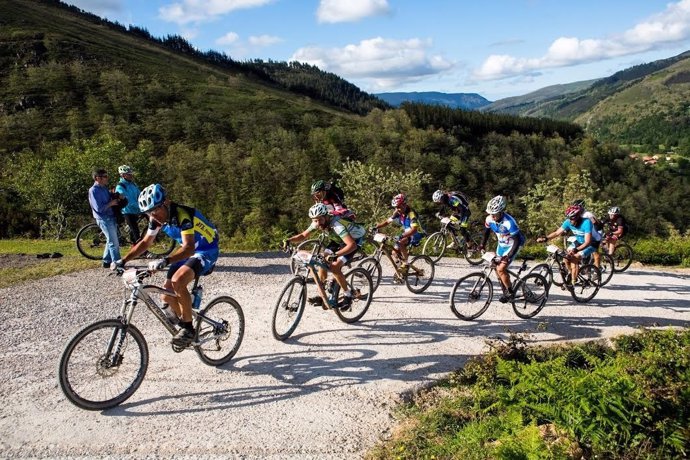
422,215,483,265
357,230,435,293
450,252,550,320
273,244,374,340
529,244,602,303
58,267,245,410
76,215,175,260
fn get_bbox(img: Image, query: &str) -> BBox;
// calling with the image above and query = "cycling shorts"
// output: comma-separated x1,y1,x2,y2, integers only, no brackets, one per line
567,243,596,258
394,232,424,249
166,249,219,279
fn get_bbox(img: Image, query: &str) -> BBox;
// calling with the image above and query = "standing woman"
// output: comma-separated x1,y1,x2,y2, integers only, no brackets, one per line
115,165,142,244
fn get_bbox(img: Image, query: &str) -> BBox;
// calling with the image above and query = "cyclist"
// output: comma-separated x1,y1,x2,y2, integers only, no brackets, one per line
113,184,219,347
283,203,366,310
478,195,526,302
114,165,142,244
432,189,473,249
372,193,426,273
571,199,602,267
311,179,356,219
537,204,594,287
604,206,627,255
88,168,122,269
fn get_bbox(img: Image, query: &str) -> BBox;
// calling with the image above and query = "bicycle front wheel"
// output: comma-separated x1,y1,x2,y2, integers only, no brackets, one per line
357,256,382,292
529,263,554,286
406,255,435,293
567,264,601,303
612,243,633,272
75,223,106,260
272,277,307,340
422,232,446,263
511,273,549,319
58,319,148,410
335,267,373,323
450,273,493,320
194,296,245,366
598,253,615,286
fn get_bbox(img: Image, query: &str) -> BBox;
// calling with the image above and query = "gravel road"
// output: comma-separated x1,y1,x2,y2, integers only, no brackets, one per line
0,253,688,458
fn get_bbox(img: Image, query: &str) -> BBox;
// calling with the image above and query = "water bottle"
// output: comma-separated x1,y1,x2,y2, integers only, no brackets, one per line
160,303,179,325
192,286,203,309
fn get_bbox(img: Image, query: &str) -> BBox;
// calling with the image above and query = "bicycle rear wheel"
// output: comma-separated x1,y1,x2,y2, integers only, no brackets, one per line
58,319,148,410
612,243,633,272
194,296,245,366
75,223,106,260
567,264,601,303
357,256,382,292
511,273,549,319
529,263,554,286
406,255,435,293
335,267,373,323
272,277,307,340
146,231,176,258
450,273,493,320
598,253,614,286
422,232,446,263
463,231,484,265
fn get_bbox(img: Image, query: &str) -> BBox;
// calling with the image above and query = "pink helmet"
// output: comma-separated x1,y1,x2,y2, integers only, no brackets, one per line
565,204,583,219
391,193,406,207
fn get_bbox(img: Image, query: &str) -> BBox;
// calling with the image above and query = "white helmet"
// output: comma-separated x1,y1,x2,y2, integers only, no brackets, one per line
308,203,329,218
118,165,133,175
485,195,506,214
432,190,444,203
138,184,166,212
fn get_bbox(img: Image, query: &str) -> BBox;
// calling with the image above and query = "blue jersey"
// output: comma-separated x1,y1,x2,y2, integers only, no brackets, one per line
388,207,426,235
115,179,141,215
561,217,592,245
484,212,522,249
148,203,219,252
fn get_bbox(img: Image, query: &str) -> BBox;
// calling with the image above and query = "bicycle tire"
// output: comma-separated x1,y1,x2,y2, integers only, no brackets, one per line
194,296,245,366
272,277,307,340
612,243,633,272
145,231,176,258
463,231,484,265
356,256,382,292
511,273,549,319
335,267,373,323
422,232,446,263
549,257,565,287
598,253,615,286
405,255,435,293
529,263,554,286
75,223,106,260
58,319,148,410
567,264,601,303
450,273,493,320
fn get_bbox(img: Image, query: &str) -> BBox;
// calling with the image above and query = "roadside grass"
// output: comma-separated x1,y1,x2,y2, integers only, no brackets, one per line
367,329,690,460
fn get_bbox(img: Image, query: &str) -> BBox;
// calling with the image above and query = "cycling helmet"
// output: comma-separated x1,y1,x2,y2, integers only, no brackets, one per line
311,180,326,194
485,195,506,214
138,183,166,212
118,165,133,175
391,193,407,208
308,203,329,218
571,198,585,208
565,204,584,219
432,190,444,203
608,206,621,215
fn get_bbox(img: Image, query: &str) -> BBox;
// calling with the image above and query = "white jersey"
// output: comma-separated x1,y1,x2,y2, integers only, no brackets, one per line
583,211,602,241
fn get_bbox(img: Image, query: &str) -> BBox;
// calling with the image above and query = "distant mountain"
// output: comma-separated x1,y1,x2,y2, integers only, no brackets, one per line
480,80,600,116
375,91,492,110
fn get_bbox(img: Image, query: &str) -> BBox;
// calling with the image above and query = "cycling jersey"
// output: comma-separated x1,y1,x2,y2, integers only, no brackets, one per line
115,179,141,215
560,217,592,246
484,212,524,258
607,215,627,237
306,216,366,245
388,207,426,234
582,211,602,242
147,203,219,252
447,194,471,218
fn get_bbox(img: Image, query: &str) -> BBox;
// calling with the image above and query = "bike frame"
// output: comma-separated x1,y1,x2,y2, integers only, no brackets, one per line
291,248,343,308
369,232,417,279
476,252,531,292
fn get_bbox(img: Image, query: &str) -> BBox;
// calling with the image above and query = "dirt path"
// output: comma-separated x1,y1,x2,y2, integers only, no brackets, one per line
0,253,688,458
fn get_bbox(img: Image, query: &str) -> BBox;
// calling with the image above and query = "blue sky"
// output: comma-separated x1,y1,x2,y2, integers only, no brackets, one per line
66,0,690,101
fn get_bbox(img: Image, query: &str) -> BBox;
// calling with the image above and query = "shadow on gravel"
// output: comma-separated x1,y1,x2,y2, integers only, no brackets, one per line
212,264,291,275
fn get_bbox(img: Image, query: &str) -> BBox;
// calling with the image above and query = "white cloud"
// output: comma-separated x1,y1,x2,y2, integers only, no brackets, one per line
159,0,274,25
316,0,390,23
248,34,283,46
474,0,690,81
290,37,453,89
216,32,240,45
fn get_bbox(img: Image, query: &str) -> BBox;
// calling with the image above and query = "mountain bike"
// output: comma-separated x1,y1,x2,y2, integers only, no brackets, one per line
273,244,374,340
603,237,634,272
288,232,367,277
76,215,176,260
58,267,245,410
529,244,602,303
422,215,483,265
450,252,549,320
356,230,435,293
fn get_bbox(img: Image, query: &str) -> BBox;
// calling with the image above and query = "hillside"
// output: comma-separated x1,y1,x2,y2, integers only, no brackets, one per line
375,91,491,110
480,79,598,116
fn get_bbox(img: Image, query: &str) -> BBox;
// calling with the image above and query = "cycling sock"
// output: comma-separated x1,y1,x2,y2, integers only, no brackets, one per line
180,320,194,331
